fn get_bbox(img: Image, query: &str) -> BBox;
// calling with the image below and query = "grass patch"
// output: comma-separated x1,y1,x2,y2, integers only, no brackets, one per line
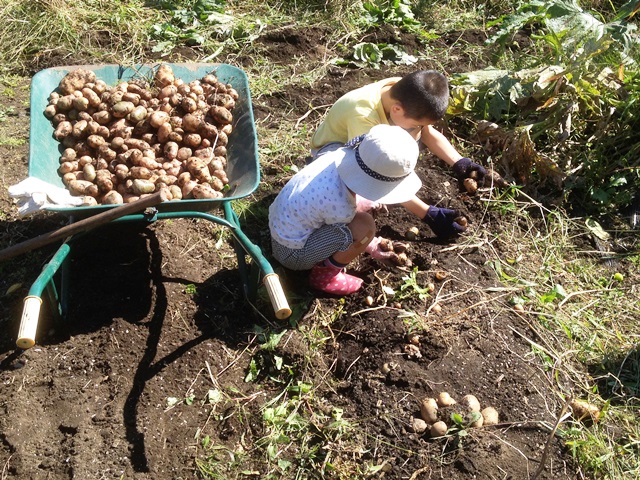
481,192,640,478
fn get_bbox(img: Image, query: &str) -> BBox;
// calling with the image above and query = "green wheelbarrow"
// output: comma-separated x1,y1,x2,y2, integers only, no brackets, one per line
6,63,291,349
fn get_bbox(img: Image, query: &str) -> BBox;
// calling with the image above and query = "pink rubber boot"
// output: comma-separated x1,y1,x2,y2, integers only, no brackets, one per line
309,261,363,295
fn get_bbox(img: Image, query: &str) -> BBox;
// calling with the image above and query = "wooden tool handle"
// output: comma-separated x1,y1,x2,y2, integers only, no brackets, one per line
16,296,42,349
0,190,166,263
263,273,291,320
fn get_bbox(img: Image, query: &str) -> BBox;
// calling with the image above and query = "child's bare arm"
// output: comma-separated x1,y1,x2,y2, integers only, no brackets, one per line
420,125,461,165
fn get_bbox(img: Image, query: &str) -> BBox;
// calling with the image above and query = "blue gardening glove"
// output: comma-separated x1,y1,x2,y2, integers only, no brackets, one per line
452,157,487,181
423,206,467,237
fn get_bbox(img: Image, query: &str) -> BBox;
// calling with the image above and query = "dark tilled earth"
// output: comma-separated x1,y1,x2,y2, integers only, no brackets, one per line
0,24,610,479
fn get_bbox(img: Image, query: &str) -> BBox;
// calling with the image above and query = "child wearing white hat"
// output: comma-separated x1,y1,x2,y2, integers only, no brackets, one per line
269,124,466,295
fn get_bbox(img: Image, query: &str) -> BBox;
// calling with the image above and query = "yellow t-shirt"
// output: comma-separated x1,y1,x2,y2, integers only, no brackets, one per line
311,78,400,150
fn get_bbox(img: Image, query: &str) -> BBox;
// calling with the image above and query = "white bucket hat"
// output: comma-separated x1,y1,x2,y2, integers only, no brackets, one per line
336,124,421,204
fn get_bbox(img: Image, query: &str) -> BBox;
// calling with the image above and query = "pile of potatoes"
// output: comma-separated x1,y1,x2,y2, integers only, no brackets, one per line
411,391,500,438
44,64,237,205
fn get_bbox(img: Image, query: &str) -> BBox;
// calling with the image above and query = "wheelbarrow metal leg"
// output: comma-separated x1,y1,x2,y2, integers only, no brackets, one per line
222,203,291,319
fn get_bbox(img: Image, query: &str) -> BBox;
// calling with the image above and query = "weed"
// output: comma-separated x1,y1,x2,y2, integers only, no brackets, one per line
396,267,432,301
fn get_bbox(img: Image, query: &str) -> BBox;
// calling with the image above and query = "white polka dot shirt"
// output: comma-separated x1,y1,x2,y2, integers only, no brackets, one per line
269,151,357,249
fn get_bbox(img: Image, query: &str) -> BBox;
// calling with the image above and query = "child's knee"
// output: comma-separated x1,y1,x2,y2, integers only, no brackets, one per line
349,212,376,244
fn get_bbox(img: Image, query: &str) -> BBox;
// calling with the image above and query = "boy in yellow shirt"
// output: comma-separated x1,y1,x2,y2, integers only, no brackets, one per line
311,70,485,181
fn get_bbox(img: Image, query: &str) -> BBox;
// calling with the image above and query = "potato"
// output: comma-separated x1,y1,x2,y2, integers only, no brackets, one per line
54,121,73,140
221,123,233,135
182,113,202,132
124,138,151,152
215,130,228,146
192,183,221,199
464,177,478,193
437,392,456,407
155,65,175,88
213,145,227,157
130,166,153,180
209,105,233,125
112,164,129,182
158,84,178,100
157,122,172,143
111,101,135,118
164,142,179,160
92,110,111,125
181,96,198,113
95,172,114,193
60,148,77,163
430,421,448,438
461,395,481,413
210,177,224,192
420,398,439,424
67,179,96,196
97,145,117,162
122,92,140,105
128,105,148,123
76,156,93,168
72,96,89,112
58,161,78,175
177,147,193,162
80,196,98,206
211,169,228,185
71,119,89,138
131,179,156,195
44,104,57,119
411,417,428,434
570,399,600,422
183,133,202,148
468,412,484,428
82,163,97,182
149,110,170,129
187,157,211,183
168,184,182,201
81,87,101,107
181,180,197,199
481,407,499,426
86,134,105,149
59,69,96,95
102,190,124,204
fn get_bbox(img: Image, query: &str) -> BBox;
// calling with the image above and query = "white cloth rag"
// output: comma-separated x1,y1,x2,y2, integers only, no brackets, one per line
8,177,85,216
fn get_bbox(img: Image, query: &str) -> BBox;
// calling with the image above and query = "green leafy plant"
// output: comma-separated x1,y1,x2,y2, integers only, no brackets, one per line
450,0,640,214
450,411,483,435
335,42,418,68
362,0,421,29
151,0,231,53
396,267,432,301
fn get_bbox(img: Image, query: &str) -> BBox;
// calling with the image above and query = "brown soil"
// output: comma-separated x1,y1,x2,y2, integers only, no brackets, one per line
0,24,608,480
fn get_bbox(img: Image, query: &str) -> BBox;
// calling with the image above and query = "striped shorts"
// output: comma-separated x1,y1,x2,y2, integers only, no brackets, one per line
271,223,353,271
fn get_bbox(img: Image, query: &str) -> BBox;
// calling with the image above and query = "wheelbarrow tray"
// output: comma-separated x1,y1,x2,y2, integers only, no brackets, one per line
28,63,259,216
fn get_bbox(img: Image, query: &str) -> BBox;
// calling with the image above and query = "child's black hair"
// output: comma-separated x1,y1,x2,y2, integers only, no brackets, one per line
389,70,449,122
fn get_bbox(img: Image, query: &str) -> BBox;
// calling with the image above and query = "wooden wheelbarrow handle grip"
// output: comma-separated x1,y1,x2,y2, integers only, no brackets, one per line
0,190,166,263
263,273,292,320
16,296,42,349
